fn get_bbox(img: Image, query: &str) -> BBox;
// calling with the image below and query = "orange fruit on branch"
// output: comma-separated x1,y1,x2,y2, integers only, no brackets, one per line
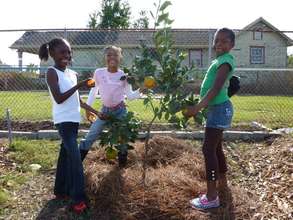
87,78,95,87
144,76,156,89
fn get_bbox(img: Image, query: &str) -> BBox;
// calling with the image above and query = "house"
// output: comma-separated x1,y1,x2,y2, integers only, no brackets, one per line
10,17,293,71
233,17,293,68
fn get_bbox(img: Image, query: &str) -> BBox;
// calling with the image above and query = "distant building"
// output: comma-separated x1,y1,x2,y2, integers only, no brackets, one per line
10,17,293,71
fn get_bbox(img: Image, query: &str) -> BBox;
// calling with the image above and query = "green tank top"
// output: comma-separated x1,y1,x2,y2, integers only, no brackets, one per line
200,52,235,105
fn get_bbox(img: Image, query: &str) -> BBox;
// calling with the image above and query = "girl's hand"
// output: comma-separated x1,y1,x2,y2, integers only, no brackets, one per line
78,78,95,89
86,110,97,122
139,86,147,93
97,112,108,120
183,105,200,118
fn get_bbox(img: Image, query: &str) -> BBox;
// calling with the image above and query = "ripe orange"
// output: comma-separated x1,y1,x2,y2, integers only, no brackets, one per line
144,76,156,89
87,78,95,87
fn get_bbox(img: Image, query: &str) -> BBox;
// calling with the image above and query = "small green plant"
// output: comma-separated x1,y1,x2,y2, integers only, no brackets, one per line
99,111,141,157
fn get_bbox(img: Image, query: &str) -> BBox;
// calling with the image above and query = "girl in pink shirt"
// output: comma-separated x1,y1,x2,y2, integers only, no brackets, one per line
79,46,142,167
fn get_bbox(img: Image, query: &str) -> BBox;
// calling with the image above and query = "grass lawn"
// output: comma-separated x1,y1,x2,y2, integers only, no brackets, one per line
1,91,293,128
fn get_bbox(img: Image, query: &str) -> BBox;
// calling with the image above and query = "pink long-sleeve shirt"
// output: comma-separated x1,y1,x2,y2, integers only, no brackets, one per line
86,68,141,107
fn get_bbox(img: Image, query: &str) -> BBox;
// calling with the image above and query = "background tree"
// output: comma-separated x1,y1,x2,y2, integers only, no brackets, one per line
132,10,149,29
88,0,131,29
88,12,99,29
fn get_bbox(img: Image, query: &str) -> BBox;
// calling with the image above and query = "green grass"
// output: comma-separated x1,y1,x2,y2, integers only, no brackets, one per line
1,91,293,128
0,189,9,206
0,91,52,120
0,139,59,194
231,95,293,128
8,139,59,170
0,139,60,217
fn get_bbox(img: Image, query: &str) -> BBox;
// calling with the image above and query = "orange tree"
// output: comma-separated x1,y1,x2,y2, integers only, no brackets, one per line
99,111,141,160
125,0,205,184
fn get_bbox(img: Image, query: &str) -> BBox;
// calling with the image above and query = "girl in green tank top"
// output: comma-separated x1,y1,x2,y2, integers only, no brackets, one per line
184,28,236,210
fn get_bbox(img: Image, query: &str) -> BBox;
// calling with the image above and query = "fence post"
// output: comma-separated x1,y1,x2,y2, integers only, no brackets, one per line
6,108,12,146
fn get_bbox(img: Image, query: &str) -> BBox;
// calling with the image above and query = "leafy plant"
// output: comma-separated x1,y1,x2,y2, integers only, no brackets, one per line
99,111,141,155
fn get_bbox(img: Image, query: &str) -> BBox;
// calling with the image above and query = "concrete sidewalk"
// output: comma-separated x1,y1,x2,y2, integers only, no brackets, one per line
0,129,283,141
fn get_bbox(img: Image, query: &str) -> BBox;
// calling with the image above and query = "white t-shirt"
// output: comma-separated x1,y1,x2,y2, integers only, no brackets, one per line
47,67,81,124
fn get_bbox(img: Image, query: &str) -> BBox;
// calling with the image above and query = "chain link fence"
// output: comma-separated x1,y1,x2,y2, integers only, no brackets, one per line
0,28,293,129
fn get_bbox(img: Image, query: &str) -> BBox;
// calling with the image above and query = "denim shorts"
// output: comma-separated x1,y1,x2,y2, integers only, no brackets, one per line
205,100,233,130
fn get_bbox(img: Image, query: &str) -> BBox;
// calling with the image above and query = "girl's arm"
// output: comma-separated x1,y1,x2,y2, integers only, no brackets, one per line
46,68,91,104
80,98,107,120
124,83,142,100
80,98,98,115
185,63,231,117
83,77,107,120
86,86,99,106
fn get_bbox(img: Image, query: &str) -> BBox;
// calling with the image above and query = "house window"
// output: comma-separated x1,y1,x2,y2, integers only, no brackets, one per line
189,49,202,67
253,30,263,40
250,46,265,64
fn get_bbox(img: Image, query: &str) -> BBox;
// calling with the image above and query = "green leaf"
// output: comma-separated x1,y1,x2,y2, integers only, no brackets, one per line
123,67,130,73
157,13,169,24
164,112,170,120
159,1,172,11
154,107,159,113
165,18,174,25
150,11,155,19
143,97,149,105
157,111,162,120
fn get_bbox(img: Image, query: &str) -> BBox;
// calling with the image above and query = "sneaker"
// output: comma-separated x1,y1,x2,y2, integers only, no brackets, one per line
190,194,220,209
72,201,87,214
118,151,128,168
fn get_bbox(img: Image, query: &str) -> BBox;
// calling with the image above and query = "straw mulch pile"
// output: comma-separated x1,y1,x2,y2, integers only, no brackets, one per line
227,137,293,219
84,136,257,220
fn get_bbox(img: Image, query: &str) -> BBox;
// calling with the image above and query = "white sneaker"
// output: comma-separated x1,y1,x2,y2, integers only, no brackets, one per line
190,194,220,209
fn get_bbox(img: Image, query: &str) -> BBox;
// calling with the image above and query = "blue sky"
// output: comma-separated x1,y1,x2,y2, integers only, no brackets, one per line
1,0,293,65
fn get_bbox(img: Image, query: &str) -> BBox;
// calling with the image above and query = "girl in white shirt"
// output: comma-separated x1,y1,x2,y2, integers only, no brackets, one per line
39,38,97,214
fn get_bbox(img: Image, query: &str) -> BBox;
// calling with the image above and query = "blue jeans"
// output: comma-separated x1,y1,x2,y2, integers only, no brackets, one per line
79,106,127,151
206,100,233,130
55,122,85,204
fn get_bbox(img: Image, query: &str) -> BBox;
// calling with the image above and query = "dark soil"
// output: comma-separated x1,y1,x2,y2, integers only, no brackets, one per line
0,119,265,132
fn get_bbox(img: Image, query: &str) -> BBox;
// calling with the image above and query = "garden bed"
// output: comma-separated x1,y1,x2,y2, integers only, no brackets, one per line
1,135,292,219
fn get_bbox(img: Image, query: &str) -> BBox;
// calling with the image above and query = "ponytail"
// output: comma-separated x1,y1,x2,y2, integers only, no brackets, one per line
39,38,69,61
39,43,49,61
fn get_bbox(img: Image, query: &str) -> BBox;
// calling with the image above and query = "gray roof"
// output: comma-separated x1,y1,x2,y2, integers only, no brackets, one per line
10,29,214,54
240,17,293,46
